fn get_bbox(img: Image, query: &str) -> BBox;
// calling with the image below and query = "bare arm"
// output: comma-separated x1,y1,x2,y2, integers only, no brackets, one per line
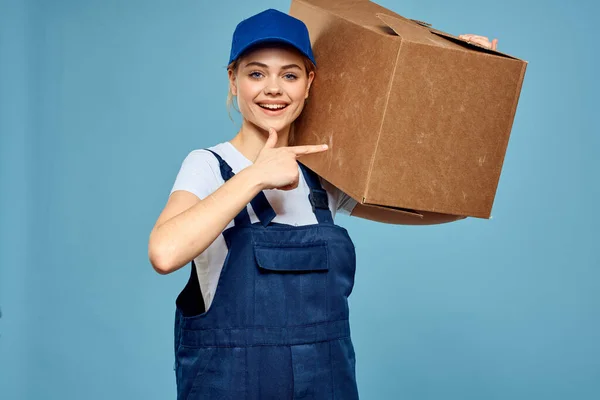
350,203,466,225
148,167,263,274
149,128,329,275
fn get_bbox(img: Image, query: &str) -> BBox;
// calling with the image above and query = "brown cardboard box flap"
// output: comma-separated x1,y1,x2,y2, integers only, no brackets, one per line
377,13,521,60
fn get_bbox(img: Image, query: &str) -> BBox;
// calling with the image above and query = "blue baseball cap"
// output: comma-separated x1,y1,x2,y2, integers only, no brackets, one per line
228,9,316,66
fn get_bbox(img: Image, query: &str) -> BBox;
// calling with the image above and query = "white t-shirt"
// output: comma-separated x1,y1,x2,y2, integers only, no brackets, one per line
170,141,357,310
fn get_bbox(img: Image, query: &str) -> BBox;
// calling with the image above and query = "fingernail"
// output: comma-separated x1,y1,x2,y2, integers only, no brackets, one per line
322,144,329,150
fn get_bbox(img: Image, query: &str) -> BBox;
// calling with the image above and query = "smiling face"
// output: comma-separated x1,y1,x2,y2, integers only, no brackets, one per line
228,45,315,135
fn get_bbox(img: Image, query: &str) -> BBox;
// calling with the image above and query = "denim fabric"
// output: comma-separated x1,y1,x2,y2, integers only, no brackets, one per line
174,151,358,399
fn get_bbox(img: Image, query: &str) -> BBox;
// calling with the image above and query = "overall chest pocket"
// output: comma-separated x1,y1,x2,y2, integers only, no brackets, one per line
253,242,330,326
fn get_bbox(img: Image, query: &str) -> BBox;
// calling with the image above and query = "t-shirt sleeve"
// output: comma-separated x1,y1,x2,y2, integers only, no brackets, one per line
336,190,358,215
320,177,358,216
170,150,222,200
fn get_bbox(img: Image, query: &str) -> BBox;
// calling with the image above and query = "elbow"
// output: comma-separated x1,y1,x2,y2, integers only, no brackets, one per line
148,236,178,275
149,248,174,275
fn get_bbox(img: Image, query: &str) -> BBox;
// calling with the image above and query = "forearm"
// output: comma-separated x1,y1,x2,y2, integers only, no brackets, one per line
149,167,263,274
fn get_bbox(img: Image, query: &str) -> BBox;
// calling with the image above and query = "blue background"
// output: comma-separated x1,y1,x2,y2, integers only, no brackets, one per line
1,0,598,399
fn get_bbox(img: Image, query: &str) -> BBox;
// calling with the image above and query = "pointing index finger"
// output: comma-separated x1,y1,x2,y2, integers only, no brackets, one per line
290,144,329,156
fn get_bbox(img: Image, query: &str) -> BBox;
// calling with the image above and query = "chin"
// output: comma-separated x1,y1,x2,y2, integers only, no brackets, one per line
251,119,291,134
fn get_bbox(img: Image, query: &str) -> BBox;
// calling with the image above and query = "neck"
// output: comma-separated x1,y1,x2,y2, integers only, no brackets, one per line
230,120,291,163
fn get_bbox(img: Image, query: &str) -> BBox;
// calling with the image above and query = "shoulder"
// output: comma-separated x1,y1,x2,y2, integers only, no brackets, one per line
170,143,229,199
177,142,235,176
180,143,225,167
319,176,358,215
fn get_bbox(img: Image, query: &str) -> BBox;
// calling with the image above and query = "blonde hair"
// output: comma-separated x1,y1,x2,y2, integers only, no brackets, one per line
226,53,316,145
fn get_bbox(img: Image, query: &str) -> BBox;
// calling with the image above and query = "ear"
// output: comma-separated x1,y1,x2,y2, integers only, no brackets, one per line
305,70,315,99
228,68,238,96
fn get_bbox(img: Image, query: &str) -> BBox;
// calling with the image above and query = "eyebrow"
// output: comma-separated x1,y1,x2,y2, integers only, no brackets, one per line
243,61,302,71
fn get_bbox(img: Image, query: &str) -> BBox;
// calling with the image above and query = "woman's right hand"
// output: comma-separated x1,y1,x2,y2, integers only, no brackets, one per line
251,128,328,191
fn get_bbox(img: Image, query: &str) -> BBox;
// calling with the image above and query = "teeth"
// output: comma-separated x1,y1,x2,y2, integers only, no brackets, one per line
259,104,287,110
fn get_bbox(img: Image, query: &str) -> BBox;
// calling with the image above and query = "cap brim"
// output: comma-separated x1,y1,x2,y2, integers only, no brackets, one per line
229,37,315,66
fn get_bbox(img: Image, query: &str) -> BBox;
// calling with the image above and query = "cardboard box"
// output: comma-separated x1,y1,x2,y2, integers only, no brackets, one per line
289,0,527,218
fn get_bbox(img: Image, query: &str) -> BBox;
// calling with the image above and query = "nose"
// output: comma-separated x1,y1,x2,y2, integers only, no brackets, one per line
264,77,282,96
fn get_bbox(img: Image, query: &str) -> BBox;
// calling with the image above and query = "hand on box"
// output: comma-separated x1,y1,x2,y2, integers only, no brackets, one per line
458,34,498,50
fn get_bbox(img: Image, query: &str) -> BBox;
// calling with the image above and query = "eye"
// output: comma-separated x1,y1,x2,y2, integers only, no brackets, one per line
283,73,298,81
249,71,264,79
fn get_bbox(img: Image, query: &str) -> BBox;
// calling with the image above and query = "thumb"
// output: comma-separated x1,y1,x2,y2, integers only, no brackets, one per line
264,128,278,149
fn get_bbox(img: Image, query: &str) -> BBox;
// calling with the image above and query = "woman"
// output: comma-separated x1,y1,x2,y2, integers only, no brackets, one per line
149,8,497,399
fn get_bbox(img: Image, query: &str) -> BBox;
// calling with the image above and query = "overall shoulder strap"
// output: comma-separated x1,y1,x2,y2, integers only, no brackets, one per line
204,149,275,227
299,163,334,224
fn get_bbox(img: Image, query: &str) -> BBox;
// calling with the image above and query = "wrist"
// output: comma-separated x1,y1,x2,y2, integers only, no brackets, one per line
239,165,267,193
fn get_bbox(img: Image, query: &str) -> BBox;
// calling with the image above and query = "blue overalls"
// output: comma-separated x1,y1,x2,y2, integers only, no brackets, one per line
174,150,359,399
